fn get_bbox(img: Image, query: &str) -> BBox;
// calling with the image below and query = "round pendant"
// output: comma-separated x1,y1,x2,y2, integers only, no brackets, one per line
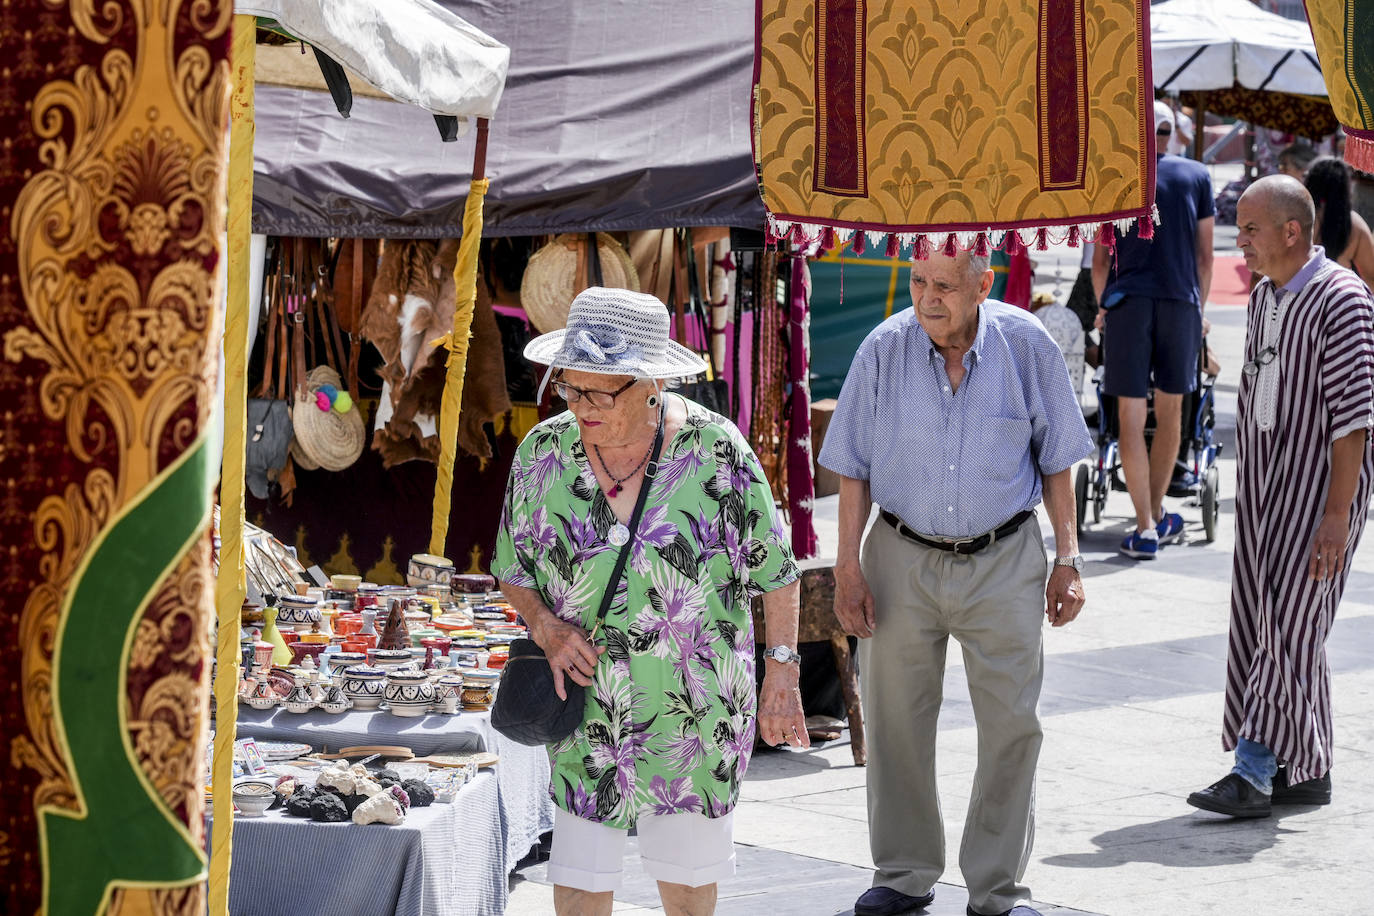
608,523,630,546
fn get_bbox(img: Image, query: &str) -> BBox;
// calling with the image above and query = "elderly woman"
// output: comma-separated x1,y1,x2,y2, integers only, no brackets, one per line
493,287,807,915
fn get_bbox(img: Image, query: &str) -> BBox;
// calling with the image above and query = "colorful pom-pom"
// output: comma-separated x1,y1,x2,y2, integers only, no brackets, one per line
333,391,353,414
315,391,332,412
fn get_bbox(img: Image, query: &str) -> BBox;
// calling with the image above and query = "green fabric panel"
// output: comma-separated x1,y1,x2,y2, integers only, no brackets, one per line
42,439,211,915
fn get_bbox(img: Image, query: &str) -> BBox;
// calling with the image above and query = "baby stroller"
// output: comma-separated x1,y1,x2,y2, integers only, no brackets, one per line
1074,343,1222,542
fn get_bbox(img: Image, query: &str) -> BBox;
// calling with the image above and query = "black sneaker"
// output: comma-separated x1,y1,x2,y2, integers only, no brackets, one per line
1271,767,1332,805
1187,773,1272,817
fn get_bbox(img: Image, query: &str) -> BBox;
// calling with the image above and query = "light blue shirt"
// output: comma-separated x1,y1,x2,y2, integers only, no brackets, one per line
818,300,1094,538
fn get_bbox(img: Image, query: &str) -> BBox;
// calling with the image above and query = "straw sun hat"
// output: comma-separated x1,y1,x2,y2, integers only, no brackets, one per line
291,365,366,472
520,233,640,334
523,287,708,395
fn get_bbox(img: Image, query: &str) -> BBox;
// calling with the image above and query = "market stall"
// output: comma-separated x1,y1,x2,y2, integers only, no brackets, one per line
213,4,526,914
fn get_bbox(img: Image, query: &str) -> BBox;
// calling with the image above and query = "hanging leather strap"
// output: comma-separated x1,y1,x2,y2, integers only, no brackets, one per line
291,237,308,401
347,238,363,399
256,250,280,399
669,230,689,344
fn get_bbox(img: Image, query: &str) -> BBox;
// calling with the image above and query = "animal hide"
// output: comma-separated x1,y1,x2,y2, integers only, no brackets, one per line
359,239,511,468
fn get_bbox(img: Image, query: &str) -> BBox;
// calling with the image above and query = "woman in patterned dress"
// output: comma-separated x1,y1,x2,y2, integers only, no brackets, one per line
494,287,807,915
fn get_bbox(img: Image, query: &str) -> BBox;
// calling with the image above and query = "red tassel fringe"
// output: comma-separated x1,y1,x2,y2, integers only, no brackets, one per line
1067,226,1081,247
1034,228,1049,250
820,226,836,251
914,234,932,260
973,233,990,258
1138,216,1155,240
885,234,900,258
851,232,866,255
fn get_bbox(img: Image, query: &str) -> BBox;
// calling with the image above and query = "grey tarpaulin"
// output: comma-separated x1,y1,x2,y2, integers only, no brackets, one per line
250,0,763,238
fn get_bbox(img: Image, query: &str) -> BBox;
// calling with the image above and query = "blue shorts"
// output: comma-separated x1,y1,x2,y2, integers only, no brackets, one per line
1102,295,1201,397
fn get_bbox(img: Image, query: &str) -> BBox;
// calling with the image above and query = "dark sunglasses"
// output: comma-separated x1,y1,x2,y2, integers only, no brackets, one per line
552,376,638,408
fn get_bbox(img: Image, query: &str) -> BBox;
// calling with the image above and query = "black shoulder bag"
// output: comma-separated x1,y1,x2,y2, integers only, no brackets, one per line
491,418,665,746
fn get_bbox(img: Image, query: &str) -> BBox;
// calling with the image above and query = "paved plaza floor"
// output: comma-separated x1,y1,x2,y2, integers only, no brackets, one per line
508,221,1374,915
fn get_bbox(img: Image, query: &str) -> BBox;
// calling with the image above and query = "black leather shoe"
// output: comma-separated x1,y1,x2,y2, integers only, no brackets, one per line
967,906,1043,916
854,886,935,916
1187,773,1272,817
1272,767,1332,805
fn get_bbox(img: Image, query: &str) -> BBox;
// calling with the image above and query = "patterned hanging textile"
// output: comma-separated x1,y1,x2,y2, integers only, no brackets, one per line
753,0,1158,255
1305,0,1374,172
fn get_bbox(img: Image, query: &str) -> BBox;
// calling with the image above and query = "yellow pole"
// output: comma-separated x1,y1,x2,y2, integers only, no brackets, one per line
209,15,255,914
428,176,488,555
429,120,490,557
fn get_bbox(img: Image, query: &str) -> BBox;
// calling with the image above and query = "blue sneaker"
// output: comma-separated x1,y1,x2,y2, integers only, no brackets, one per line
1120,528,1159,559
1156,512,1185,545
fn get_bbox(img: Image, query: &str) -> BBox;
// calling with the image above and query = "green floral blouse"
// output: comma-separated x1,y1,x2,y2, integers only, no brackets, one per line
493,398,798,828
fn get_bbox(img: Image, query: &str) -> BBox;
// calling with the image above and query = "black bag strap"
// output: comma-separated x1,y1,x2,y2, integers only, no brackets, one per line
588,414,665,640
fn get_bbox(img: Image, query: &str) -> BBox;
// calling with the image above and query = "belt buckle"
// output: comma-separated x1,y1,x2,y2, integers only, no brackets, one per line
950,536,977,555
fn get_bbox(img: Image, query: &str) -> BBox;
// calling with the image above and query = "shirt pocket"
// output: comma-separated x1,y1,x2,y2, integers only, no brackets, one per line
970,415,1032,483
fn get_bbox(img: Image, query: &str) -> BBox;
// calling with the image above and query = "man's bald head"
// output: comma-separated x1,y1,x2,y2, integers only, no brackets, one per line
1239,175,1315,242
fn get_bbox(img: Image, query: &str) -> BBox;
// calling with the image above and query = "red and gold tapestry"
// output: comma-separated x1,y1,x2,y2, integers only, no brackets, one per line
753,0,1156,253
1304,0,1374,172
0,1,231,913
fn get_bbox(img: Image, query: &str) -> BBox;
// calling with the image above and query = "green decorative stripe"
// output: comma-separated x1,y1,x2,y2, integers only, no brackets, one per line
41,439,212,915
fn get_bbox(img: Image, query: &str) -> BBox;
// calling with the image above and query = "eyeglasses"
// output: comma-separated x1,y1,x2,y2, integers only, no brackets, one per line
552,376,638,409
1242,346,1277,377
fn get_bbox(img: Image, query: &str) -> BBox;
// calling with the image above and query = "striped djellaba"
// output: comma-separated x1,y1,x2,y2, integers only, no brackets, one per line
1225,258,1374,785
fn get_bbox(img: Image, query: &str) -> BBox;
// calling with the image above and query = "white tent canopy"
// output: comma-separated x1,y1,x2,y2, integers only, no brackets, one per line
236,0,509,118
1151,0,1326,96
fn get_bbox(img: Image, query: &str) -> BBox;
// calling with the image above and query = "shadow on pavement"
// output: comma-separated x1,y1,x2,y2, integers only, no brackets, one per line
1039,811,1316,869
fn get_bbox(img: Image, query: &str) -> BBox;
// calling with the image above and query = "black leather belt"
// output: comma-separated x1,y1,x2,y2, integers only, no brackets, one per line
879,508,1034,556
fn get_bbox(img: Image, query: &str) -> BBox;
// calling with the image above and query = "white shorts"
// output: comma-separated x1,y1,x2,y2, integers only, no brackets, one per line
546,806,736,893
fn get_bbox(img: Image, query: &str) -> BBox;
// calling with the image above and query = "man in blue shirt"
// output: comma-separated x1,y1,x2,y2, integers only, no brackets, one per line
819,247,1092,916
1093,101,1215,559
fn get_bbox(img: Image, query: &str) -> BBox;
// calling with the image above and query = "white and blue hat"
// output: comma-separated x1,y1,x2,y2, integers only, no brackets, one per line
523,287,708,390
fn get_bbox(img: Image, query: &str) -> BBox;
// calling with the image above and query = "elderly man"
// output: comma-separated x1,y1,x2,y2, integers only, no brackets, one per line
819,248,1092,916
1188,177,1374,818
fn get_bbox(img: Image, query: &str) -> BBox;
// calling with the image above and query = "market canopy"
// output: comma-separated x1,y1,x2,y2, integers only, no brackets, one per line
248,0,761,238
1151,0,1336,138
238,0,509,119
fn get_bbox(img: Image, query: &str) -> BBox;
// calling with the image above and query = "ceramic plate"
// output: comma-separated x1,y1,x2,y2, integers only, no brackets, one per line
245,741,313,762
413,751,499,769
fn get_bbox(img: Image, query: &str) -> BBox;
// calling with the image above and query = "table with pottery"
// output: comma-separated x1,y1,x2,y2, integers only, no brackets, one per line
220,561,554,915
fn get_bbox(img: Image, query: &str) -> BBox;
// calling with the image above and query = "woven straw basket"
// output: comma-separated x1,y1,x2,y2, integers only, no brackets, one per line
520,233,640,334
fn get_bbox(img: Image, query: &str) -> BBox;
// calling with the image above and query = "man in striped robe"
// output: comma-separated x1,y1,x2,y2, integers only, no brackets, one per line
1188,175,1374,818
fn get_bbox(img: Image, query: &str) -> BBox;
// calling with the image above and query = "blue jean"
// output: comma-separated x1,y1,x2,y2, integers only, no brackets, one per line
1232,737,1277,794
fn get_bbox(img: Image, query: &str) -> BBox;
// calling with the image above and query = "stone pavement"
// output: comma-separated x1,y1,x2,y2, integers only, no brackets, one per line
508,227,1374,915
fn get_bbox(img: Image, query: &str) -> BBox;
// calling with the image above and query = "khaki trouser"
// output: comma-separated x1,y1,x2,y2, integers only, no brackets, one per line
858,513,1046,916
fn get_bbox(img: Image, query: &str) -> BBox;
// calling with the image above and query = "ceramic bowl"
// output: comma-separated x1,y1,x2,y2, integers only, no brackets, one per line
275,597,321,629
384,670,435,718
330,574,362,592
246,694,278,711
450,573,495,595
368,648,414,670
328,651,368,674
320,699,351,715
282,699,315,714
340,664,387,710
233,780,275,817
407,553,455,589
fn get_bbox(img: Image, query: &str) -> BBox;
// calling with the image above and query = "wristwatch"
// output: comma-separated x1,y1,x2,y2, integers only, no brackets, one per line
1054,555,1085,573
763,645,802,665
